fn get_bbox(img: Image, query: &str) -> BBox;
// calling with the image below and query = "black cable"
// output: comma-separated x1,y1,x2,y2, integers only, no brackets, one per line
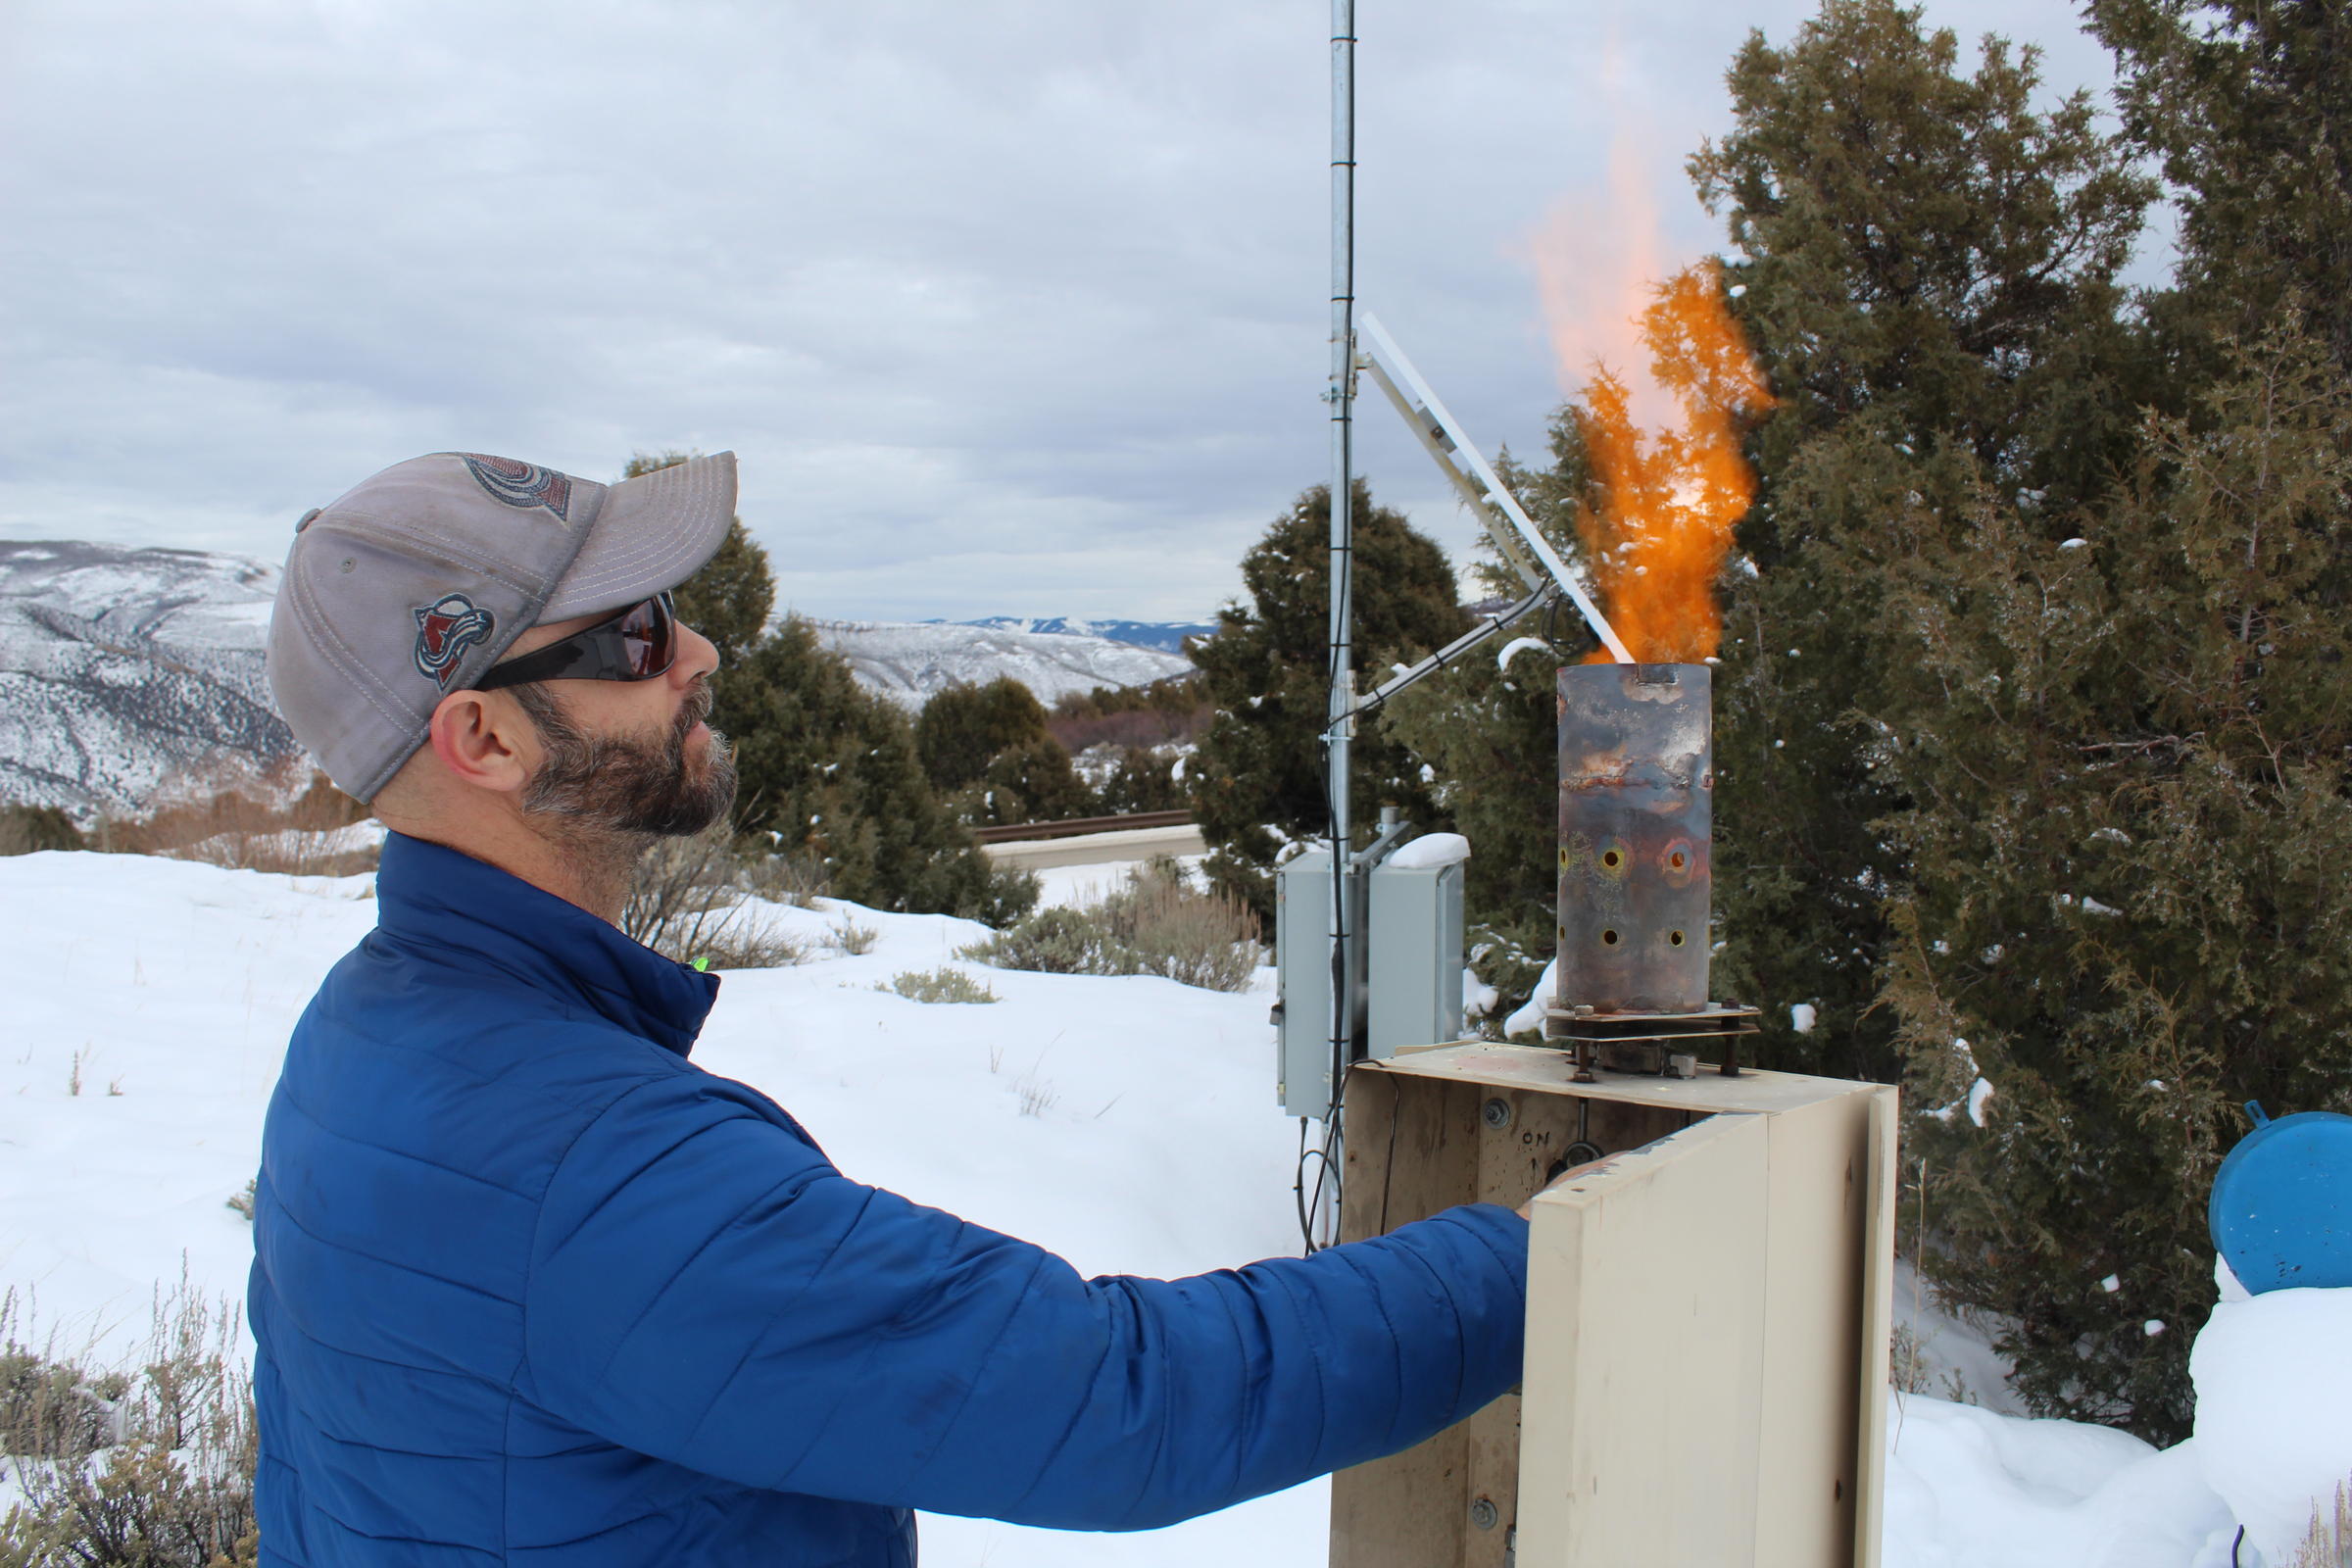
1295,1109,1343,1254
1304,1099,1346,1254
1293,1118,1320,1254
2231,1524,2244,1567
1350,608,1505,722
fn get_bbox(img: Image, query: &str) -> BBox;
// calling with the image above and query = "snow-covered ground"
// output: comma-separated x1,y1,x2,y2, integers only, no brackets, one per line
0,848,2337,1565
1023,852,1208,910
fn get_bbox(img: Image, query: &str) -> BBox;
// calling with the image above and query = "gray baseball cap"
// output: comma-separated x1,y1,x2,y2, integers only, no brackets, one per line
267,450,737,802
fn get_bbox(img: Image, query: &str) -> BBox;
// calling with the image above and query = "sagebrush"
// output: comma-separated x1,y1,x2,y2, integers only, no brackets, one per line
879,968,999,1004
622,824,808,970
0,1280,258,1565
962,858,1260,992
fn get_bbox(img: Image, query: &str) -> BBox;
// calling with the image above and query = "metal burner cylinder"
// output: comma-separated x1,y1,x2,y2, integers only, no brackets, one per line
1556,662,1712,1014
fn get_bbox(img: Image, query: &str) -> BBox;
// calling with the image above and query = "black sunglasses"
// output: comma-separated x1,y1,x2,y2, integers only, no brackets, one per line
475,592,678,691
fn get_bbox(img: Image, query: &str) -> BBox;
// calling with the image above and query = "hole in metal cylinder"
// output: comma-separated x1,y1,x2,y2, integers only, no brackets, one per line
1600,929,1620,947
1669,930,1687,947
1600,849,1623,869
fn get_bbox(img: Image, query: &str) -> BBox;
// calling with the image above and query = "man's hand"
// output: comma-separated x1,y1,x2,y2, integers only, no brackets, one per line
1517,1154,1617,1220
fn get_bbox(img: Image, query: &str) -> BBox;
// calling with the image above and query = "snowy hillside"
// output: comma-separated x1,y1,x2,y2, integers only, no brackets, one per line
1,844,2335,1564
0,541,295,816
811,616,1196,708
948,615,1215,657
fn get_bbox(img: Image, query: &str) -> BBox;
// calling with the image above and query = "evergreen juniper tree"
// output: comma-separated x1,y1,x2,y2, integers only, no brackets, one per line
1878,0,2352,1441
1688,0,2154,1082
725,617,1034,923
2090,0,2352,374
1881,321,2352,1442
1095,747,1187,814
915,677,1095,825
1190,481,1466,922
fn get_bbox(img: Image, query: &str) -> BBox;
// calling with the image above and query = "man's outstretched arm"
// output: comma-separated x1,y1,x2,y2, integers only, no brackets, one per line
522,1071,1528,1531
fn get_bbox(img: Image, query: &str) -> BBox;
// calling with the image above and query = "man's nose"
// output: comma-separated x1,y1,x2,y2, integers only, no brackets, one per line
672,620,721,685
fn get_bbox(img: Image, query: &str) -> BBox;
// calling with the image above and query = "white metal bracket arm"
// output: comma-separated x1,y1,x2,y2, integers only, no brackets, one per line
1353,311,1634,664
1323,582,1553,743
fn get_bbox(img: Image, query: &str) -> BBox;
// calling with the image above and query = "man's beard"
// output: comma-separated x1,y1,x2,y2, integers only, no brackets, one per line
512,679,739,843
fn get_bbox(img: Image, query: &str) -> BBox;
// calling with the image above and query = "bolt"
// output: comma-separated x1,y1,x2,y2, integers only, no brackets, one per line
1471,1496,1500,1531
1482,1098,1513,1130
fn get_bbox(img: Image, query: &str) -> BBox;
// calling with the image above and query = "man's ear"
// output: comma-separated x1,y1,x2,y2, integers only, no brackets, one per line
426,688,537,795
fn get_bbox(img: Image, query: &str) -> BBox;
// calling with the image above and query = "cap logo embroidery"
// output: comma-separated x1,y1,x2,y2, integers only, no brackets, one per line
459,454,573,520
413,593,496,688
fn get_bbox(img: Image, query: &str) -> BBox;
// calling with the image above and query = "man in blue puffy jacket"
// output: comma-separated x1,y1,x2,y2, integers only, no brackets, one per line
253,450,1536,1566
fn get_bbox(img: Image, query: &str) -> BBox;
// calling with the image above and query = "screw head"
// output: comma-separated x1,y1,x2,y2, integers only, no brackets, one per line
1471,1496,1500,1531
1482,1098,1513,1130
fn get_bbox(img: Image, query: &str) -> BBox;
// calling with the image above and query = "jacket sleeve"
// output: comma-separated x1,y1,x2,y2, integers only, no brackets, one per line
521,1071,1527,1531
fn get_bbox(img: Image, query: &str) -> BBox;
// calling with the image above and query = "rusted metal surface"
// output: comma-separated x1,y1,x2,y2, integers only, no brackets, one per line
1555,662,1713,1015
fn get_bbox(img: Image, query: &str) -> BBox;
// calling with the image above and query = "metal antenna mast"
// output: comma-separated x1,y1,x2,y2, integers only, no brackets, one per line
1299,0,1636,1252
1322,0,1358,1241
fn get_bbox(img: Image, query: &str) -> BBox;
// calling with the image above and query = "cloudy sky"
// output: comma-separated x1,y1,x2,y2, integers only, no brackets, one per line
0,0,2138,622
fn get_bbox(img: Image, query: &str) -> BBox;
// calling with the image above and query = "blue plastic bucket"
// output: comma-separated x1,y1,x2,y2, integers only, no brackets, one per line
2209,1102,2352,1295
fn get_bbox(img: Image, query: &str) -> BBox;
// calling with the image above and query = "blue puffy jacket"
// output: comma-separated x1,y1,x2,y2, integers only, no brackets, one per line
251,832,1529,1565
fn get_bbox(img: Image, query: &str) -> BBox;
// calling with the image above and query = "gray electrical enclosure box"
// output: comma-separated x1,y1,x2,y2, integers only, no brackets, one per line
1368,854,1466,1055
1275,849,1348,1120
1276,840,1466,1120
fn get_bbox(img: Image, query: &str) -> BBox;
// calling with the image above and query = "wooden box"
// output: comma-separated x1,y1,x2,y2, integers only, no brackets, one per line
1329,1042,1896,1568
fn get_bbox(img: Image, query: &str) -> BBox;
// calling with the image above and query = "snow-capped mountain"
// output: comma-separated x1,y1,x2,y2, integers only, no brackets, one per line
0,541,1202,813
944,616,1215,657
0,541,295,816
809,619,1195,710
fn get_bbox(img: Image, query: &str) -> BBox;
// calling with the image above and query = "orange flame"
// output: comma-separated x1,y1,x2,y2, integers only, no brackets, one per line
1518,35,1767,662
1570,262,1773,663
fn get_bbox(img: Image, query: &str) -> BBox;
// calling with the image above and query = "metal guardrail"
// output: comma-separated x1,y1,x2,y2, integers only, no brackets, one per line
970,809,1194,845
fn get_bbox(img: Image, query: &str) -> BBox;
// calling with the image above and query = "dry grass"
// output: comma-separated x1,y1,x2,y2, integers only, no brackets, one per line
962,858,1260,993
824,916,879,956
738,848,830,909
2297,1480,2352,1567
1889,1322,1932,1396
1106,860,1262,990
1013,1071,1059,1117
878,968,999,1004
0,1278,258,1565
91,759,375,878
621,824,809,971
